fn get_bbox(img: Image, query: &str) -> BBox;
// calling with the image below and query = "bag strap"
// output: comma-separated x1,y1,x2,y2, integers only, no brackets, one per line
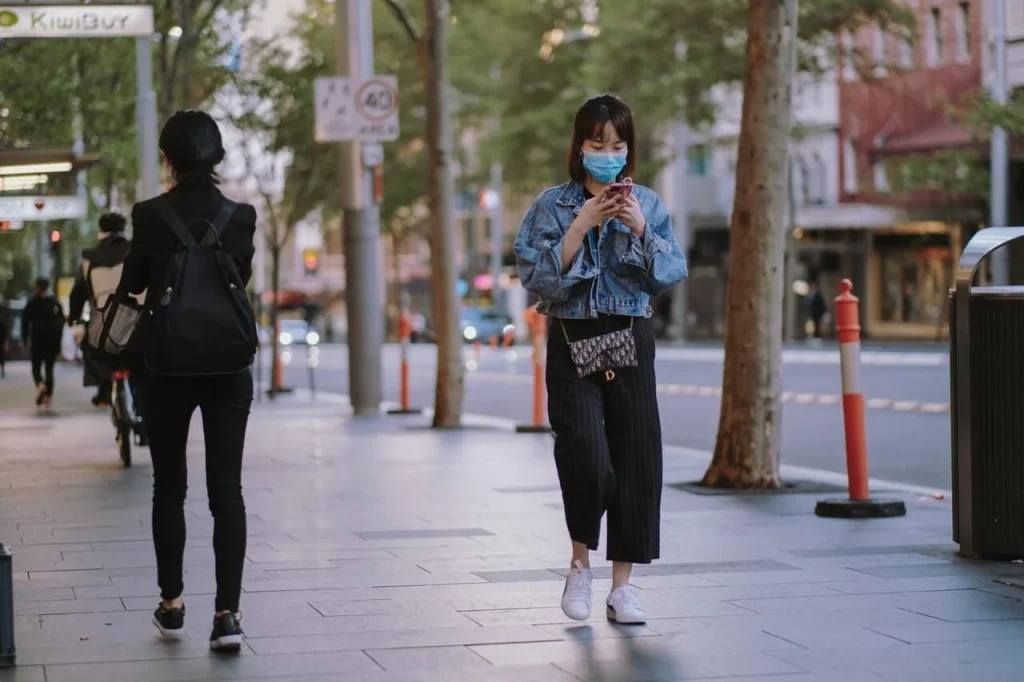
153,195,196,247
560,316,634,343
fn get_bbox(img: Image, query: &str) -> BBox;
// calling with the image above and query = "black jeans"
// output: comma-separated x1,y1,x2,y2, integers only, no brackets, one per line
145,369,253,613
546,315,662,564
30,349,56,396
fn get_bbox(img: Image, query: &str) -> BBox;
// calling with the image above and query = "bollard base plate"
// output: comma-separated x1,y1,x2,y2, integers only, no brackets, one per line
815,497,907,519
387,407,423,415
515,424,552,434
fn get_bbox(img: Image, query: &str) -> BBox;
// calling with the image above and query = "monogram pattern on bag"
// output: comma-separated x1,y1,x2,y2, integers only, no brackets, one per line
566,327,638,378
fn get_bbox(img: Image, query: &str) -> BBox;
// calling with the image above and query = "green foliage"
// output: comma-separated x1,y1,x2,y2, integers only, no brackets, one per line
0,1,255,210
233,0,916,240
0,233,35,301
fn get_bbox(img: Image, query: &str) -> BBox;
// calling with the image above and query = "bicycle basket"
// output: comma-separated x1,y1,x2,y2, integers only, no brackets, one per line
85,296,144,358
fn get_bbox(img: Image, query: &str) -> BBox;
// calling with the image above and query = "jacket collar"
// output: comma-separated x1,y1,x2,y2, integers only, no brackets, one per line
555,181,587,214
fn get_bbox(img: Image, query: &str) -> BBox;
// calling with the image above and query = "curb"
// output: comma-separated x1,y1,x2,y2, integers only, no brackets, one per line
277,387,952,500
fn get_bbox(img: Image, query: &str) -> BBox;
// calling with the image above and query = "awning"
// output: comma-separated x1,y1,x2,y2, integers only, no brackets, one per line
875,122,975,154
796,203,910,230
0,146,102,172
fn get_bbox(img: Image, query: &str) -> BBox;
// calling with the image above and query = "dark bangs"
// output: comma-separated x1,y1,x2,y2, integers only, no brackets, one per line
567,94,637,183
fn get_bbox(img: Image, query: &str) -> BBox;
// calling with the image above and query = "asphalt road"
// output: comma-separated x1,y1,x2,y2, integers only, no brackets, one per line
276,343,952,492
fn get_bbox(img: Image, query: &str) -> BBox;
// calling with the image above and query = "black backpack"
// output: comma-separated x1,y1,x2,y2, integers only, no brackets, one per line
38,296,65,347
148,196,257,376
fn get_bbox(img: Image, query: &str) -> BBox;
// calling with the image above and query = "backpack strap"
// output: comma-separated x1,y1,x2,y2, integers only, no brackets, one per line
153,195,196,247
200,199,238,246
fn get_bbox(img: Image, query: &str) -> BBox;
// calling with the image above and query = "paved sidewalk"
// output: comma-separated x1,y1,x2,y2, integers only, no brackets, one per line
2,372,1024,681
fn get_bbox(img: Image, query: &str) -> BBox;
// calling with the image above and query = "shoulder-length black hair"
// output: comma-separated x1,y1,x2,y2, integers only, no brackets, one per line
567,95,637,183
159,109,225,188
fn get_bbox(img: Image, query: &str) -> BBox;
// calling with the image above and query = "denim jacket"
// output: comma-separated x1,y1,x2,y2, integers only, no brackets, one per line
514,181,688,319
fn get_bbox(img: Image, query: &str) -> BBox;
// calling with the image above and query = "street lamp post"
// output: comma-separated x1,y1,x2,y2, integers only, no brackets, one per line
989,0,1009,284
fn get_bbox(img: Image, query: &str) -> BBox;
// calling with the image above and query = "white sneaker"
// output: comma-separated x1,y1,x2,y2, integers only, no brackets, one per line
560,560,593,621
606,585,645,624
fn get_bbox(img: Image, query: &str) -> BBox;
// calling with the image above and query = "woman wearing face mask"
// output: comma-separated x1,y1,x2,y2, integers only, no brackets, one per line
514,95,687,624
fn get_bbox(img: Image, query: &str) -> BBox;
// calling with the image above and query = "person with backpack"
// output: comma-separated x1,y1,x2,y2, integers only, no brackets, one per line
21,278,65,408
115,110,258,651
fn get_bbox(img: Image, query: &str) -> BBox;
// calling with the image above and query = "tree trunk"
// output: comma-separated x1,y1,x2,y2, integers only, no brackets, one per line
702,0,797,488
268,242,282,398
421,0,464,428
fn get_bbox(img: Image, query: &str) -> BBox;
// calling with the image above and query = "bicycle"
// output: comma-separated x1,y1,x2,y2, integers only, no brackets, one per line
111,369,135,468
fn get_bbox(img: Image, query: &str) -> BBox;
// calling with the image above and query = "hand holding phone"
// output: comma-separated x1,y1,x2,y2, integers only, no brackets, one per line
604,177,633,200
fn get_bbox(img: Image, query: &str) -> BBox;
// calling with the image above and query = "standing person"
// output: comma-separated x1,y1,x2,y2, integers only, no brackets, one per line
115,110,258,651
805,281,828,340
21,278,65,408
514,95,687,624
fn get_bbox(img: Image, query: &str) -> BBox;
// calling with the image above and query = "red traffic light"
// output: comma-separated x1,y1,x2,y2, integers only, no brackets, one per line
50,230,61,243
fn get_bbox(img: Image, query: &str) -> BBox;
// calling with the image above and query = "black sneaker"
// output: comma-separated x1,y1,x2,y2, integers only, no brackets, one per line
152,603,185,638
209,612,243,651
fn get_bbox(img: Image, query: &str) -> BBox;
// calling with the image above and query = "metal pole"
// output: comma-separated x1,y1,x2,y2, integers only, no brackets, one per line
135,35,161,201
669,123,689,340
989,0,1010,284
336,0,383,416
489,162,504,312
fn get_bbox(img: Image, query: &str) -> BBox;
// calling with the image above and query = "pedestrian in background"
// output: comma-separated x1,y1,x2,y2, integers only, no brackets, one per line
514,95,687,624
20,278,64,408
116,110,257,651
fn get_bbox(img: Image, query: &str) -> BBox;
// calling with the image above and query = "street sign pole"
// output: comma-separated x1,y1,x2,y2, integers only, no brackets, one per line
335,0,383,416
135,32,160,201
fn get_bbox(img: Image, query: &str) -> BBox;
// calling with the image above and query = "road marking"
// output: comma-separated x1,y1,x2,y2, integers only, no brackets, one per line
466,371,950,415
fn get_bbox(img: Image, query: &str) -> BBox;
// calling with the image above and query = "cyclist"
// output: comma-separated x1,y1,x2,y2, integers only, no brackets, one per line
69,212,147,441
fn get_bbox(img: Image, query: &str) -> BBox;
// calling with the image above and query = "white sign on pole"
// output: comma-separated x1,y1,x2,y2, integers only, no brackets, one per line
315,76,399,142
0,5,155,38
0,196,87,221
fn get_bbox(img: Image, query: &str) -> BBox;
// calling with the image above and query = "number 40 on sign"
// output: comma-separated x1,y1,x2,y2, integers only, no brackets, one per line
314,76,399,143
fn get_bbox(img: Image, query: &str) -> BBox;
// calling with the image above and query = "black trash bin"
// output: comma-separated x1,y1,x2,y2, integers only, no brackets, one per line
951,227,1024,559
0,543,13,667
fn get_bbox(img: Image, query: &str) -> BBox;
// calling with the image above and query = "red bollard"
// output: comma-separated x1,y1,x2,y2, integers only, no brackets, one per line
815,280,905,519
516,308,552,434
387,308,422,415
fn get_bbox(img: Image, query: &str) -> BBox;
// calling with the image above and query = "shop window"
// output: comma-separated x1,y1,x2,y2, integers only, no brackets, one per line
878,236,952,326
873,22,888,76
927,7,943,66
899,29,914,69
955,2,971,63
687,144,711,176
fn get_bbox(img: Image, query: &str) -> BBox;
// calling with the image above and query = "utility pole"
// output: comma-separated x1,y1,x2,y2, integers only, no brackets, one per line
488,162,504,312
989,0,1010,284
135,33,161,201
336,0,384,415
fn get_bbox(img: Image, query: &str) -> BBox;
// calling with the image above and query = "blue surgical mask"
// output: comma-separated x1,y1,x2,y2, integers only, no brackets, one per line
582,151,627,184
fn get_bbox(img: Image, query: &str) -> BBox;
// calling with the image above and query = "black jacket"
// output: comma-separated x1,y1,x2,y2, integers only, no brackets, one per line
69,232,132,323
117,182,258,313
21,294,64,352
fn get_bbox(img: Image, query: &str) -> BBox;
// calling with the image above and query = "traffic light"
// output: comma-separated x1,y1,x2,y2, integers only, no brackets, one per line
0,221,9,232
50,230,61,244
302,249,320,276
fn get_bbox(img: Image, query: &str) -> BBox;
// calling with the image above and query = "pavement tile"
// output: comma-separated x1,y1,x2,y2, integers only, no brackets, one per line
246,624,559,655
366,645,492,671
178,664,579,682
13,598,124,617
10,585,76,602
869,618,1024,644
354,528,495,540
0,667,47,682
42,651,381,682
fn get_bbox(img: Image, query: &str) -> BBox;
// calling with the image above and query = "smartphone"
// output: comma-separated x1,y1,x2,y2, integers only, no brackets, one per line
605,177,633,200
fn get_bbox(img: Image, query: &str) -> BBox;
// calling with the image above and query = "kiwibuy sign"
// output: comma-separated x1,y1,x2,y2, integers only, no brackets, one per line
0,5,154,38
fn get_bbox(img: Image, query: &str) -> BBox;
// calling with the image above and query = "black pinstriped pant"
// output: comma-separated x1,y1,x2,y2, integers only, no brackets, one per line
546,314,662,564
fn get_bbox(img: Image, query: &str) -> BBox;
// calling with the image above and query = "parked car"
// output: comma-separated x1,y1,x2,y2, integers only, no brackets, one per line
460,307,514,344
278,319,319,346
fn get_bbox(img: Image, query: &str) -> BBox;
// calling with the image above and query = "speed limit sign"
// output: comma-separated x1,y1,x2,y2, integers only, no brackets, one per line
315,75,399,142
